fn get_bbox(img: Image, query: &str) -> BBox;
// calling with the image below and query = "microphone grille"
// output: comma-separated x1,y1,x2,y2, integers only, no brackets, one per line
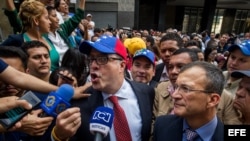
56,84,74,101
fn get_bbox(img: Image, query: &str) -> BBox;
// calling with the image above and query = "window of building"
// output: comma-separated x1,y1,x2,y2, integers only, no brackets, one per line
233,10,250,34
182,7,250,35
211,9,224,34
182,7,203,34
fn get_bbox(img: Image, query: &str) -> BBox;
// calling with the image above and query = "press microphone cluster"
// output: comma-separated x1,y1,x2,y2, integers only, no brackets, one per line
0,84,74,129
90,107,114,141
40,84,74,117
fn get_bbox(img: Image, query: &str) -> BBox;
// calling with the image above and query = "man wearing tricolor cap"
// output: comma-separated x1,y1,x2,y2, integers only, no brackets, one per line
231,70,250,124
131,49,158,88
71,35,155,141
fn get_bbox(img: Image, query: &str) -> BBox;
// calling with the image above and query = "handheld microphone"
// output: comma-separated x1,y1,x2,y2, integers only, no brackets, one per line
90,106,114,141
40,84,74,117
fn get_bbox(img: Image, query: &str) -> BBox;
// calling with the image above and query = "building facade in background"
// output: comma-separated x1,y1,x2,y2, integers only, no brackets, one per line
1,0,250,42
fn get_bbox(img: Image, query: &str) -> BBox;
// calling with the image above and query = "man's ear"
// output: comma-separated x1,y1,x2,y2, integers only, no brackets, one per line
207,93,220,108
120,60,127,70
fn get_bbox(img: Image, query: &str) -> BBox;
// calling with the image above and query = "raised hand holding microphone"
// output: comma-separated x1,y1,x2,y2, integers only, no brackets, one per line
90,107,114,141
40,84,81,140
52,107,81,141
40,84,74,117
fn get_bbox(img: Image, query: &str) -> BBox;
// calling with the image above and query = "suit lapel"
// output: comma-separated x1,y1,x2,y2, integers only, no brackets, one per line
88,88,105,112
128,81,147,121
211,117,224,141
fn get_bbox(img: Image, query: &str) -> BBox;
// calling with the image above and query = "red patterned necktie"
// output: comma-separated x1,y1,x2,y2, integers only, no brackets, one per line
109,96,132,141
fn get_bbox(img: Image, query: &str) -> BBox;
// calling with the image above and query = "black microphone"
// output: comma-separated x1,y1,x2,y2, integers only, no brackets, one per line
40,84,74,117
90,106,114,141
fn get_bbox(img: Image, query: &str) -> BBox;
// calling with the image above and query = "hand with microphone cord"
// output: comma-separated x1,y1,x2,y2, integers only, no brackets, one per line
90,106,114,141
40,84,74,117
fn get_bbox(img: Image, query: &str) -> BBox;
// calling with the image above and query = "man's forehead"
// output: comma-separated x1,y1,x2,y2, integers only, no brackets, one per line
177,68,206,84
28,48,49,54
180,67,205,77
169,53,192,64
161,40,178,46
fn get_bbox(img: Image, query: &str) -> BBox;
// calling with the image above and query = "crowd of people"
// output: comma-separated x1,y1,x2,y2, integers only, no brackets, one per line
1,0,250,141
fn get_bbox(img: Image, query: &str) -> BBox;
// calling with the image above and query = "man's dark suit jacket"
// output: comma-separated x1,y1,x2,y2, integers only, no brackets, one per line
152,63,165,82
70,80,155,141
153,115,224,141
149,80,158,88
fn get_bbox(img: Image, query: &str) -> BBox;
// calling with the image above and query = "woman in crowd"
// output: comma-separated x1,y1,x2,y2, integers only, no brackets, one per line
50,48,89,87
46,0,85,64
1,0,60,71
54,0,71,22
204,46,218,66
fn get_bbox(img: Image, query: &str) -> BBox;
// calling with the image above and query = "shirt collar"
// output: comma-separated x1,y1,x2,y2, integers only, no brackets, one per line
102,79,129,100
162,65,167,74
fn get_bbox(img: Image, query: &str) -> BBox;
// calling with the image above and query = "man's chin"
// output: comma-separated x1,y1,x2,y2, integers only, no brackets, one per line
170,79,176,84
40,70,50,74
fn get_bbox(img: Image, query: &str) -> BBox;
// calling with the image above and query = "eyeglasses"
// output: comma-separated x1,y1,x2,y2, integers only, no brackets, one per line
87,56,123,65
174,84,213,94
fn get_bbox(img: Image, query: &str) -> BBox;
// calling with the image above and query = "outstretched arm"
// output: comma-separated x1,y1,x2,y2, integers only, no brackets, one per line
4,0,22,33
5,0,15,11
0,65,58,93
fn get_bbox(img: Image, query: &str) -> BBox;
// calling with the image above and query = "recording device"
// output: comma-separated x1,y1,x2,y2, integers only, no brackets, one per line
90,107,114,141
57,73,74,82
40,84,74,118
0,91,41,129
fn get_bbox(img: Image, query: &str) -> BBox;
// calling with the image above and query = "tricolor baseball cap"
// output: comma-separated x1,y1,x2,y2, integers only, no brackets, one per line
79,35,127,60
228,40,250,56
133,49,155,65
231,70,250,78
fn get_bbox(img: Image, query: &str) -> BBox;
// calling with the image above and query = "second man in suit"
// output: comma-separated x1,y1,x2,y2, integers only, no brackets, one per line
153,61,224,141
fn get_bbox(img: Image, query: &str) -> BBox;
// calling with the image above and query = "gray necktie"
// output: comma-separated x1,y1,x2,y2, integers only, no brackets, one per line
186,128,198,141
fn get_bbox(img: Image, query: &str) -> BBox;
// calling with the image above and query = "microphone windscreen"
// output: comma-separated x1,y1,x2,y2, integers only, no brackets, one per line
56,84,74,102
90,106,114,137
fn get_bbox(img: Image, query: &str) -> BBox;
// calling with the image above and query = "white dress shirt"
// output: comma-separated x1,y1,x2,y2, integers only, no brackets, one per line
48,31,69,65
159,66,169,82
